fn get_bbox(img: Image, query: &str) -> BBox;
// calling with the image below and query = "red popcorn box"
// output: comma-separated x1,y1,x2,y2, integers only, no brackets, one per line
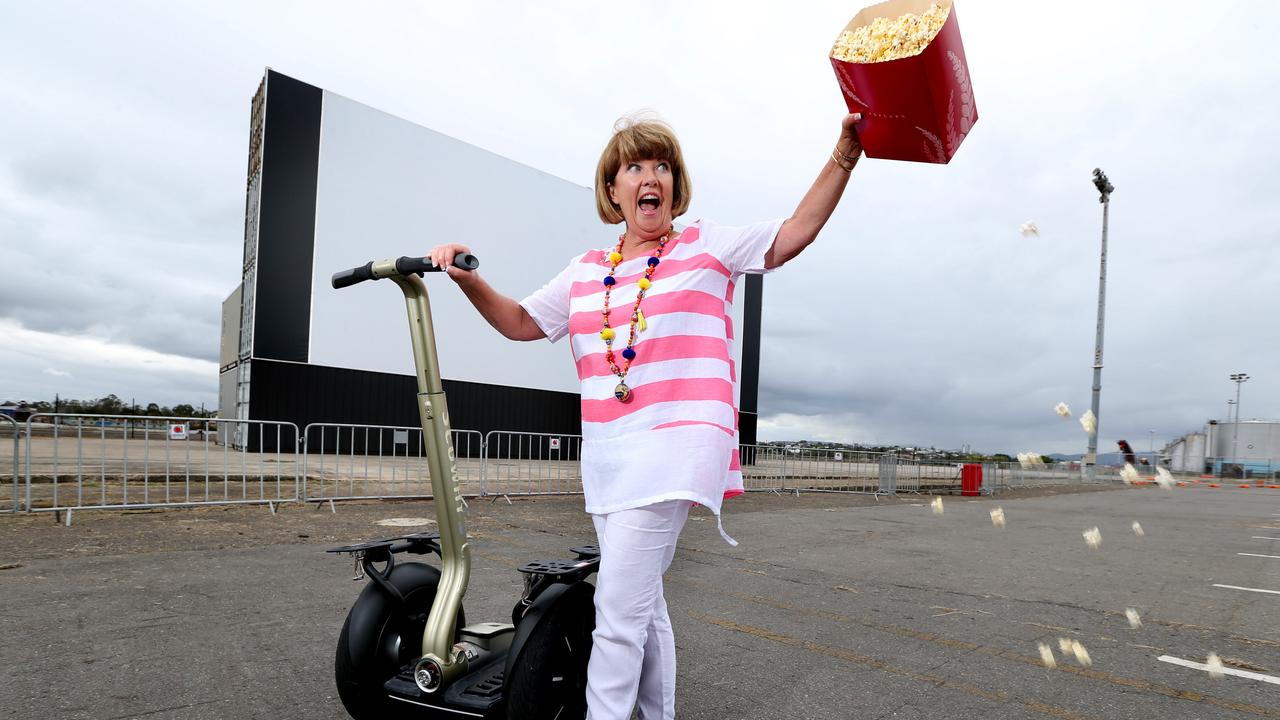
829,0,978,164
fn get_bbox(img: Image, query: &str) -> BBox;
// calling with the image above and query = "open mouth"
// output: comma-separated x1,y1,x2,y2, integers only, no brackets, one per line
638,192,661,216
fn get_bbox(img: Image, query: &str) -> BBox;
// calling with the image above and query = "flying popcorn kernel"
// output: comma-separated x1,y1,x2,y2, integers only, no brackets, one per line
990,507,1006,527
1132,521,1145,537
1120,463,1139,485
831,2,950,63
1018,452,1045,469
1055,402,1071,419
1155,467,1174,490
1070,640,1092,667
1125,608,1142,629
1020,222,1040,238
931,497,945,515
1080,410,1097,436
1206,653,1224,679
1057,637,1074,655
1083,526,1102,549
1038,643,1056,669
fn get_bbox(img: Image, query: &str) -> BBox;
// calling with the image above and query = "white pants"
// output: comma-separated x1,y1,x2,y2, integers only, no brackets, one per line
586,499,692,720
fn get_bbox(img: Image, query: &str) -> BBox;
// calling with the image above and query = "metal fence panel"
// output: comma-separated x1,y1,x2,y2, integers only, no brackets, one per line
23,414,300,515
482,430,582,497
300,423,484,502
1,414,18,512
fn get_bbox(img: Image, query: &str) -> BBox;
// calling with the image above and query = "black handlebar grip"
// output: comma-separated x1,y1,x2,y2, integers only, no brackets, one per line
332,261,375,289
395,253,480,275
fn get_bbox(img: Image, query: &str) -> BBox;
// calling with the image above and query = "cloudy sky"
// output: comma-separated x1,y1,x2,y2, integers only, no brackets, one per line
2,1,1277,454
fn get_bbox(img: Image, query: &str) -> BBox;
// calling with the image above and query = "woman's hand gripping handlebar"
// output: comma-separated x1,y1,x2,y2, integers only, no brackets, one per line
331,253,480,289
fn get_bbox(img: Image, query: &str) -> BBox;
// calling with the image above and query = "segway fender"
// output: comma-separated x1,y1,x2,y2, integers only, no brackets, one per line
503,581,595,680
344,561,442,668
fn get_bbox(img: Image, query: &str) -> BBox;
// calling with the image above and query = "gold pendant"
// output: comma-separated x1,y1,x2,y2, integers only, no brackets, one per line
613,383,631,402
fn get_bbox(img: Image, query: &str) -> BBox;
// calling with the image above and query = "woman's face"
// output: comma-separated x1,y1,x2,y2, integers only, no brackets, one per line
608,158,674,239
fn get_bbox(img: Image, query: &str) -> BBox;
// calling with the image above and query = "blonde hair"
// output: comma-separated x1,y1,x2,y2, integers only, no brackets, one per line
594,114,692,224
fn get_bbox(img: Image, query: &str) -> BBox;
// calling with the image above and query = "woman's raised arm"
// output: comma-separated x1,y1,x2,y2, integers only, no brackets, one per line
764,113,862,269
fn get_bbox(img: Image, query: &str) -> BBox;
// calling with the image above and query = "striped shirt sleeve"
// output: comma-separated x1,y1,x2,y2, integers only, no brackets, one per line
518,253,583,343
700,218,786,276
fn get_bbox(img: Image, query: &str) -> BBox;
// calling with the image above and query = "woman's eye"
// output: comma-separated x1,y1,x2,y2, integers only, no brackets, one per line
657,162,670,172
626,163,640,172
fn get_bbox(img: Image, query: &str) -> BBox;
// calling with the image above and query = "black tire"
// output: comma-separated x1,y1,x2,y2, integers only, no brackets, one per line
505,582,596,720
334,562,465,720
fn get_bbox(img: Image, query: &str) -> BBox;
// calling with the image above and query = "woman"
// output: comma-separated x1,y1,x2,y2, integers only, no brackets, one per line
428,112,862,720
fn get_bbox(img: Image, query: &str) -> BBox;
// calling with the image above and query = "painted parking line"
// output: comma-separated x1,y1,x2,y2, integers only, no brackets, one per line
1158,655,1280,686
1238,553,1280,559
1252,536,1280,541
1213,584,1280,595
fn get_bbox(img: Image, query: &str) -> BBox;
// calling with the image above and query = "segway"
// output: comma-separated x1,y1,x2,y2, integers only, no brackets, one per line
326,254,599,719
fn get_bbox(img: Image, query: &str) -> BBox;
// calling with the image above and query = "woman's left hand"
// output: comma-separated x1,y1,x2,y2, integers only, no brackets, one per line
838,113,863,159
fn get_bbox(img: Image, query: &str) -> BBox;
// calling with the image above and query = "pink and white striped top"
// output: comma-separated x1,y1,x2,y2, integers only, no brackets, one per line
520,219,782,544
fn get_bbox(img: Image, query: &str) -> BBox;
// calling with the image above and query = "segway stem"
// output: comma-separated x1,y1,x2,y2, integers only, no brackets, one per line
386,266,472,685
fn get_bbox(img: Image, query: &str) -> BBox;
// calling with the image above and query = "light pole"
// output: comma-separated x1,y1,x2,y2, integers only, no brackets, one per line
1230,372,1249,465
1149,429,1155,467
1085,168,1114,482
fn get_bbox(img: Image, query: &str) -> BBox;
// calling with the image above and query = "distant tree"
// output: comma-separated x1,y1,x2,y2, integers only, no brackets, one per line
173,403,195,418
145,403,161,416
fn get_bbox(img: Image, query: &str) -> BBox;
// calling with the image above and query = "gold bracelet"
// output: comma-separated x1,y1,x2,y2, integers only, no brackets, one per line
830,148,855,172
836,142,861,162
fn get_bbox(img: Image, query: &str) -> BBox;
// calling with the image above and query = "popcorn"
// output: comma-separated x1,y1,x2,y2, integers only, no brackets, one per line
1132,521,1145,537
1055,402,1071,419
1017,452,1046,469
1083,526,1102,549
1155,467,1174,490
1054,638,1092,666
1038,643,1056,669
1070,639,1092,667
1020,222,1040,238
1080,410,1097,436
931,497,945,515
990,507,1005,528
1125,608,1143,629
1120,463,1139,485
832,2,950,63
1205,653,1224,679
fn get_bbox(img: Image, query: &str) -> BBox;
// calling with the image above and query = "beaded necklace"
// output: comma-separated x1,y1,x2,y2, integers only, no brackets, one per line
599,228,671,402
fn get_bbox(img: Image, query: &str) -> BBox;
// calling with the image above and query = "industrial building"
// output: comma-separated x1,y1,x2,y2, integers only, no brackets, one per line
218,69,767,451
1164,419,1280,476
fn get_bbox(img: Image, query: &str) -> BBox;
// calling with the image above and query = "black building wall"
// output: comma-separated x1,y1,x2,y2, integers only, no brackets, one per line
246,359,581,455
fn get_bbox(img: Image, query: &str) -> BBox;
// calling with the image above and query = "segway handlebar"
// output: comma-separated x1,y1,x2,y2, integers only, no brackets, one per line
331,253,480,289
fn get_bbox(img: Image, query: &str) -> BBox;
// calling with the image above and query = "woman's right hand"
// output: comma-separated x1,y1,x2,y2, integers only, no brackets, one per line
427,243,475,285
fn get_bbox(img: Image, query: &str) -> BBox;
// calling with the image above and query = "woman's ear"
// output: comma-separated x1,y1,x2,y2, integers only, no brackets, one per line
607,183,618,206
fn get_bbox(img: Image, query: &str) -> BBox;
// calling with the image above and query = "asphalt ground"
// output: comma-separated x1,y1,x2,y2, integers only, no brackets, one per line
1,484,1278,719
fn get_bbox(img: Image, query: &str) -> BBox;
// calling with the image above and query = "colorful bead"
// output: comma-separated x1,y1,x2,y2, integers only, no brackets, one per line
599,227,674,400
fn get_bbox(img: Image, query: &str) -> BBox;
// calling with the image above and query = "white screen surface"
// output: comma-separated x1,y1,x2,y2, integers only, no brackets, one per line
308,91,747,399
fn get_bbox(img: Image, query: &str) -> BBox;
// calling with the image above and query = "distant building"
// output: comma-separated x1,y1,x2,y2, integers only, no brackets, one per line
1165,419,1279,475
219,70,767,451
0,402,35,423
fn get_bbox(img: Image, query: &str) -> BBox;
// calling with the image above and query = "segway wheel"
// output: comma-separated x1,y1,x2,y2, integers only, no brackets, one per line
334,562,465,720
505,582,596,720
